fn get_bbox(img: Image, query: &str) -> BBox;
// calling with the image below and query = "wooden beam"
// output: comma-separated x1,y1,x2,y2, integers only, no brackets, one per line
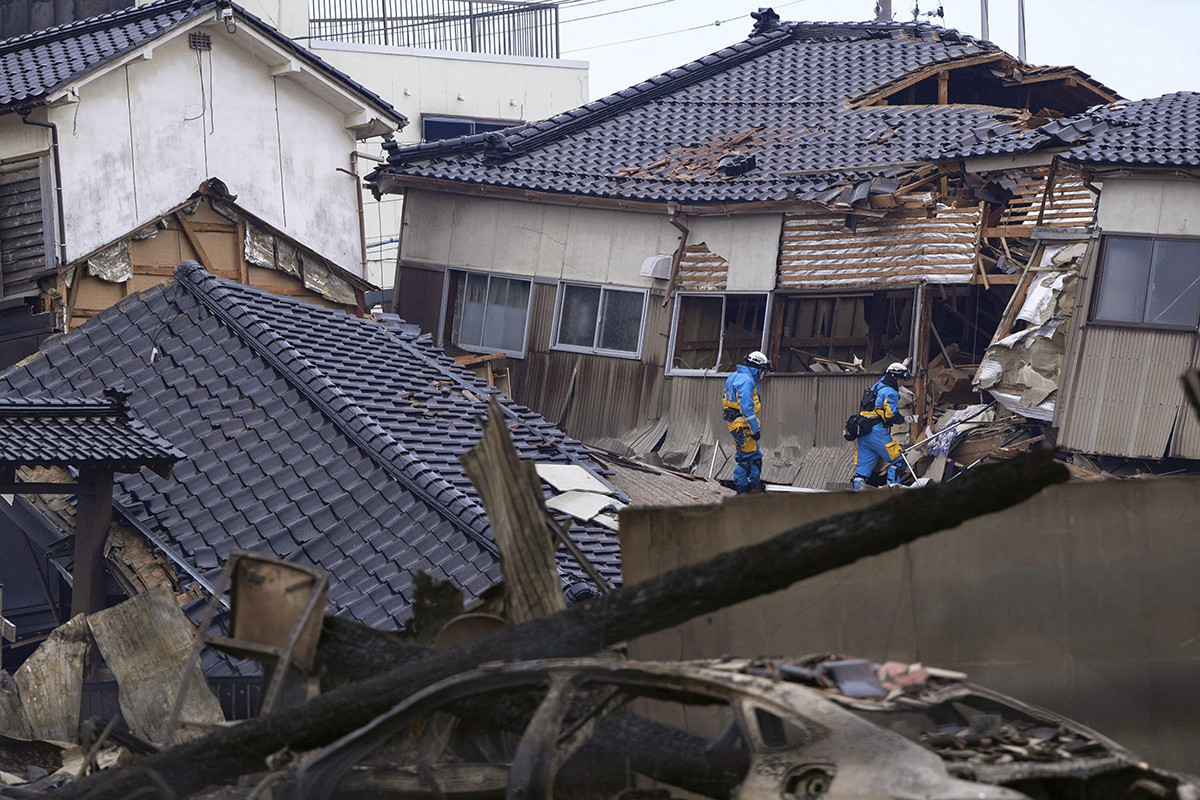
0,482,91,495
71,467,114,618
937,70,948,104
174,213,214,271
974,273,1024,285
235,218,249,285
984,225,1037,239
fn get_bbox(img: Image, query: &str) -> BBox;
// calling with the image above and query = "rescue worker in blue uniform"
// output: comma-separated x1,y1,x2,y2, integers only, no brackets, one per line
722,351,772,494
852,362,910,491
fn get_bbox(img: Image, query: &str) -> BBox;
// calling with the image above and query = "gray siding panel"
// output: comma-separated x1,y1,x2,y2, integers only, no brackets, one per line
1058,326,1193,458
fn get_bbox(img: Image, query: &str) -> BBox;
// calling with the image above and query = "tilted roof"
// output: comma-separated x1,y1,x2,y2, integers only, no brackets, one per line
0,263,620,630
0,0,404,125
370,16,1114,206
947,92,1200,169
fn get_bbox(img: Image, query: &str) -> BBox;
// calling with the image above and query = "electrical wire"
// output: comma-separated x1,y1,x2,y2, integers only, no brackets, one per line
561,0,809,54
560,0,683,25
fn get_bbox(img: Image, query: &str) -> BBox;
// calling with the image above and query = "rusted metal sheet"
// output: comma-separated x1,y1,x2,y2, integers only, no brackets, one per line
0,158,53,300
1057,326,1193,458
996,168,1096,229
778,207,979,289
674,242,729,291
395,264,445,335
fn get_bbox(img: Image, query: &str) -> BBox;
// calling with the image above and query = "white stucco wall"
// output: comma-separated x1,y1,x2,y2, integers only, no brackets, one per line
34,21,369,272
0,114,50,161
1096,177,1200,237
402,191,680,288
685,214,783,291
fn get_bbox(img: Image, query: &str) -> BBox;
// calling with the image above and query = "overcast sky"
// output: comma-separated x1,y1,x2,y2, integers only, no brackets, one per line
558,0,1200,103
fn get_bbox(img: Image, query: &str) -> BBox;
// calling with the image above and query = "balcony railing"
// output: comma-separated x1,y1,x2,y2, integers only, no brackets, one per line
309,0,560,58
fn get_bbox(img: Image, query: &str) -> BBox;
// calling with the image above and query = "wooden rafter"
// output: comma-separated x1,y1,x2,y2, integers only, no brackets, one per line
848,52,1007,108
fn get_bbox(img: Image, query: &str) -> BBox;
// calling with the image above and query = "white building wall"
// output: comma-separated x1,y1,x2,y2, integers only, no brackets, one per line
403,191,680,288
32,22,368,272
0,115,50,160
1096,177,1200,237
310,42,589,289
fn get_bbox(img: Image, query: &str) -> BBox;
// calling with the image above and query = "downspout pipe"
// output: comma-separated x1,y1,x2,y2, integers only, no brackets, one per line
17,109,68,270
662,203,689,308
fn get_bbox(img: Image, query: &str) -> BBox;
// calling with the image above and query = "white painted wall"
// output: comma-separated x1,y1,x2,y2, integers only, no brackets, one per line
403,191,681,288
28,20,372,271
1096,176,1200,237
0,115,50,161
685,214,783,291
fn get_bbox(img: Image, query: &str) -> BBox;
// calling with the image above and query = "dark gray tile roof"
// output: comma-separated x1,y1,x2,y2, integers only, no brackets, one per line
0,394,183,475
946,92,1200,169
0,0,404,125
371,19,1101,205
0,263,619,632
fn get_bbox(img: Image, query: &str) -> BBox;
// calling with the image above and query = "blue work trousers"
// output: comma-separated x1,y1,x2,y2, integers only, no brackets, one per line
731,427,763,489
853,423,900,488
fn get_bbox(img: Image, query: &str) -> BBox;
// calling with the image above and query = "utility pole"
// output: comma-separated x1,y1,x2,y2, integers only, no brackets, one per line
980,0,989,40
875,0,891,21
1017,0,1026,60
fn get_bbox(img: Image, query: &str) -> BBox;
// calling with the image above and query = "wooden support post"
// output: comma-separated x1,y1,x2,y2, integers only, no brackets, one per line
937,70,948,104
912,284,932,438
71,467,114,618
235,218,249,286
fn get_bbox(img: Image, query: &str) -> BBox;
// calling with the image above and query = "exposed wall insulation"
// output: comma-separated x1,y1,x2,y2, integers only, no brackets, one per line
674,242,729,291
778,207,979,289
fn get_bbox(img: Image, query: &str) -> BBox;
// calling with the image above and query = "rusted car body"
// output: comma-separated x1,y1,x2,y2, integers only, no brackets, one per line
290,656,1199,800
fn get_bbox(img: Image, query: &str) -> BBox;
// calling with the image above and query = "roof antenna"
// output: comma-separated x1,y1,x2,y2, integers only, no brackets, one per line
980,0,989,40
874,0,892,21
913,1,944,22
1017,0,1026,60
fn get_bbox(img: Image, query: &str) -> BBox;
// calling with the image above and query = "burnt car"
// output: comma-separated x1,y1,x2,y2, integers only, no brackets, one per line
288,655,1200,800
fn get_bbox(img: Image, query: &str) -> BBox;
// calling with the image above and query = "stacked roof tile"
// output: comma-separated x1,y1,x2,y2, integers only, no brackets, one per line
0,263,620,630
0,395,183,475
946,92,1200,169
0,0,403,123
371,18,1105,205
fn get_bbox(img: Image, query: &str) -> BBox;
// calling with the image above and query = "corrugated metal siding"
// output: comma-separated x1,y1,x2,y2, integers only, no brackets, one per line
396,264,445,335
0,158,52,299
675,242,729,291
527,282,557,352
778,208,978,289
997,169,1096,229
813,374,876,448
1058,326,1193,458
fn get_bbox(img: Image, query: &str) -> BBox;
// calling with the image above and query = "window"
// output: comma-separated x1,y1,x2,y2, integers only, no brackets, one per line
669,293,769,374
552,283,647,357
1093,236,1200,328
772,292,915,372
422,116,518,142
446,270,532,356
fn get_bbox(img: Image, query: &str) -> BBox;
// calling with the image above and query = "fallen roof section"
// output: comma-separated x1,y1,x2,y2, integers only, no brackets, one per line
0,263,621,631
369,15,1115,209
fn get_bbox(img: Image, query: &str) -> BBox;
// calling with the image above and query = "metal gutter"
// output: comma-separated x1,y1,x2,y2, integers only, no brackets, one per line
112,502,228,608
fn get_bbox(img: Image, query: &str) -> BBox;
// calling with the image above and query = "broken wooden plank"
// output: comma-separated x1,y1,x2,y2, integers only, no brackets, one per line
49,451,1069,800
460,400,566,624
86,586,224,742
15,614,90,742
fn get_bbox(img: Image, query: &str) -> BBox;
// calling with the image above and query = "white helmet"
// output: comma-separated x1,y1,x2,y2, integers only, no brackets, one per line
745,351,773,372
885,362,911,379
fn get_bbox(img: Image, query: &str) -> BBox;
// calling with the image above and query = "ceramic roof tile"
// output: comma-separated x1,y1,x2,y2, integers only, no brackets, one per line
947,92,1200,169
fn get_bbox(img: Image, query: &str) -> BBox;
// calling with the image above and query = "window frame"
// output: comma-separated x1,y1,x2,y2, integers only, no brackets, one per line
666,291,774,377
439,268,534,359
420,115,521,142
1090,232,1200,332
549,281,649,360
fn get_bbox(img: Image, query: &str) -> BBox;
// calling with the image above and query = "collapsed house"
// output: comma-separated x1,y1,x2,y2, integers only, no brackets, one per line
0,0,405,367
941,91,1200,467
0,263,634,672
368,9,1119,488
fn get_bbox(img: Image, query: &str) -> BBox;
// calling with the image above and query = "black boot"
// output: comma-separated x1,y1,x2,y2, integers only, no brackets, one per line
735,483,750,494
751,482,765,493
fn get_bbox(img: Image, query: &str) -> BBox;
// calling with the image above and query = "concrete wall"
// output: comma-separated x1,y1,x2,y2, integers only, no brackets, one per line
621,476,1200,773
15,21,369,274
